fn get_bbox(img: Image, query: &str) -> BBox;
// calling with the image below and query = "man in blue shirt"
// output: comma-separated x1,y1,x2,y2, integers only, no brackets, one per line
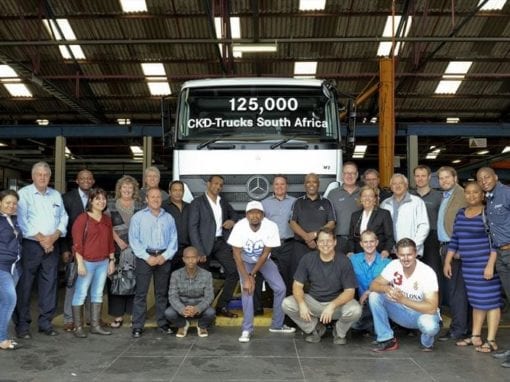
129,187,178,338
14,161,68,338
477,167,510,368
349,230,390,335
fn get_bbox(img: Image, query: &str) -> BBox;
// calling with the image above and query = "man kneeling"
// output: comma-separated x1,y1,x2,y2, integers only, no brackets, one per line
282,227,362,344
369,238,440,352
164,247,215,338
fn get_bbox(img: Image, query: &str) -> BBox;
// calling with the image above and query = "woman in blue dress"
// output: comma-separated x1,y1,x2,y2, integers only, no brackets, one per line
444,182,502,353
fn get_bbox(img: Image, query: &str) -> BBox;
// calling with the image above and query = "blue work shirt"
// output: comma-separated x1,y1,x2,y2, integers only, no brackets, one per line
349,251,391,296
129,207,178,261
261,194,296,240
486,182,510,247
17,184,68,239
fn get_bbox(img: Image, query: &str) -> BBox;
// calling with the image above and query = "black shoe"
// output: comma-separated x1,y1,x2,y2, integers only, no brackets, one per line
157,325,173,335
16,332,31,340
132,328,143,338
502,356,510,368
493,349,510,360
38,328,58,336
438,331,462,342
372,337,399,352
254,309,264,316
216,307,239,318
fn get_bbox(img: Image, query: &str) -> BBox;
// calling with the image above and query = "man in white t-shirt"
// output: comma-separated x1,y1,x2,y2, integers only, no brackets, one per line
228,201,296,343
369,238,440,352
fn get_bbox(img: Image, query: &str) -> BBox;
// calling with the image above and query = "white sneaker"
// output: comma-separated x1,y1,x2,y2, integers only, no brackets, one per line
176,320,189,338
238,330,252,343
269,325,296,334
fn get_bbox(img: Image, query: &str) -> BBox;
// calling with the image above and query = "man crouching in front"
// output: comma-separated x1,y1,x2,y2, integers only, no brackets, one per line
369,238,441,352
282,227,362,345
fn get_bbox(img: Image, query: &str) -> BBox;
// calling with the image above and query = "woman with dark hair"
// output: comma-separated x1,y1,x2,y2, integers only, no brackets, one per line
347,186,394,258
107,175,142,328
444,182,502,353
0,190,22,350
71,188,115,338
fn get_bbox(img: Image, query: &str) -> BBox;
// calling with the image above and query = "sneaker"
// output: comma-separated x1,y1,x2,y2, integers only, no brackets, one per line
197,327,208,338
157,324,173,335
176,321,189,338
63,323,75,332
305,322,326,343
238,330,252,343
372,337,399,352
269,325,296,334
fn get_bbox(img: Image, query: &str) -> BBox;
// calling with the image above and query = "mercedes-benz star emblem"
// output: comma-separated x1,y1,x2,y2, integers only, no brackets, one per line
246,175,270,201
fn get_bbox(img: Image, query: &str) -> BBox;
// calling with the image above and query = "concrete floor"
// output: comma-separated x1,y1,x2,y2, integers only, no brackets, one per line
1,323,509,382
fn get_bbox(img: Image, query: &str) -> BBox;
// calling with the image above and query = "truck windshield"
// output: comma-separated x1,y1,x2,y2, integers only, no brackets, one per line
177,84,338,141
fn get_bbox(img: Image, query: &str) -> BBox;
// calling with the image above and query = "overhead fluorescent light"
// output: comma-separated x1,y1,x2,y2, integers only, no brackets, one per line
352,154,365,159
117,118,131,125
452,159,462,164
426,148,442,160
429,145,436,150
147,81,171,96
502,146,510,153
130,145,143,156
370,117,378,124
478,0,507,11
446,117,460,123
435,61,472,94
299,0,327,11
36,119,49,126
476,149,490,155
119,0,147,13
232,44,277,53
0,142,7,147
352,144,368,159
42,19,86,60
377,16,413,57
294,61,317,78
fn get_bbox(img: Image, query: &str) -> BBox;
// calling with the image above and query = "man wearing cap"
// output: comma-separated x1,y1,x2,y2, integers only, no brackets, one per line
228,201,296,343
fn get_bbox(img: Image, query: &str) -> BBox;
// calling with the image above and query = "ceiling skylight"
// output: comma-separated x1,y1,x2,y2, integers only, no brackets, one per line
0,65,33,97
294,61,317,78
42,19,86,60
377,16,413,57
119,0,147,13
141,63,171,96
435,61,472,94
214,17,242,58
299,0,327,11
478,0,507,11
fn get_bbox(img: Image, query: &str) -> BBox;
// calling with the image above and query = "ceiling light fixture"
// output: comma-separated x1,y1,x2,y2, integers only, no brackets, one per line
119,0,147,13
299,0,326,11
232,44,277,53
476,149,490,155
36,119,49,126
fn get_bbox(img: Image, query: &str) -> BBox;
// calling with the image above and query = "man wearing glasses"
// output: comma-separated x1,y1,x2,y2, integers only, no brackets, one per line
282,227,361,345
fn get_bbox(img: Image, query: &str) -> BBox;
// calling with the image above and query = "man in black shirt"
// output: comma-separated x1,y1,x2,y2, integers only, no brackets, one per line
282,227,361,345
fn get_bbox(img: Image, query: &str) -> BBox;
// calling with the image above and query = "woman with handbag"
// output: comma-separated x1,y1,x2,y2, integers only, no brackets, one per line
107,175,142,328
0,190,23,350
71,188,115,338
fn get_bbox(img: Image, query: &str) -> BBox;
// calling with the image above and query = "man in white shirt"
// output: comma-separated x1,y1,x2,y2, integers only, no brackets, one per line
369,238,440,352
228,201,295,343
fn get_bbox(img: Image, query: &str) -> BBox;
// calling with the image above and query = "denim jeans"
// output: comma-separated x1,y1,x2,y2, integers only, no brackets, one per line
369,292,440,348
0,269,18,341
72,259,108,305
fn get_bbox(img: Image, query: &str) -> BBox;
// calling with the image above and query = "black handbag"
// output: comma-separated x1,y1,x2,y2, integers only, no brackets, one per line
110,247,136,295
110,269,136,295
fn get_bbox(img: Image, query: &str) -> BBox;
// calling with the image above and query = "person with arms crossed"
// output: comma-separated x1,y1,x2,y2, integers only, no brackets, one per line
282,227,361,345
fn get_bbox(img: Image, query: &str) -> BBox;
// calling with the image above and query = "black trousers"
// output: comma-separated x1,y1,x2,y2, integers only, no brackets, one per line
132,257,171,329
441,245,470,337
14,239,60,333
204,238,238,310
422,231,443,302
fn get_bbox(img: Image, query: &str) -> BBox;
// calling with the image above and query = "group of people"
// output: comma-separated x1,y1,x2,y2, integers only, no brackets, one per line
0,160,509,370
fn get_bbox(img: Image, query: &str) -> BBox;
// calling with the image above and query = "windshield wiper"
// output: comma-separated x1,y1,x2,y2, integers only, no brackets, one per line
197,135,226,150
270,132,322,149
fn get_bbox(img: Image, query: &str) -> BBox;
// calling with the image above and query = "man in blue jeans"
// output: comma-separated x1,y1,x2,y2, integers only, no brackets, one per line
369,238,440,352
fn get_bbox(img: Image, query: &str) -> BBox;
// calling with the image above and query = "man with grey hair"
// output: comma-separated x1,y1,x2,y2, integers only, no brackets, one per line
363,168,392,203
380,174,430,257
139,166,169,203
14,161,69,338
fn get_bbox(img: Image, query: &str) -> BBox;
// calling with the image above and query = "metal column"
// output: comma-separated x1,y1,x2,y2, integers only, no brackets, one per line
378,58,395,187
54,136,66,193
143,136,153,171
407,135,418,187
